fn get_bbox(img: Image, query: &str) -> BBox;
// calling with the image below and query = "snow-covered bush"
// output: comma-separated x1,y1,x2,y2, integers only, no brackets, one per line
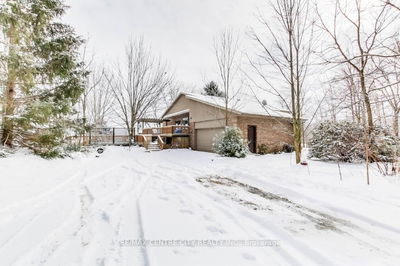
256,143,293,155
309,121,400,163
308,121,364,162
257,144,268,155
282,143,294,153
370,127,400,163
0,148,7,158
213,127,249,158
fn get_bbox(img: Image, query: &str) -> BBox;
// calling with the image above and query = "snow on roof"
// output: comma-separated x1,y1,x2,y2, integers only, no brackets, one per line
163,109,190,119
182,93,292,118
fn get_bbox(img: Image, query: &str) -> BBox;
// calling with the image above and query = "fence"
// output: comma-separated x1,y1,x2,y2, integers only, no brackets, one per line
66,128,131,146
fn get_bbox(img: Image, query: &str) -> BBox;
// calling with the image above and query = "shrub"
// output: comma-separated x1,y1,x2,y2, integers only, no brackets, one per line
282,143,294,153
257,144,268,155
308,121,365,162
308,121,400,163
370,127,400,163
0,148,8,158
38,148,65,159
268,146,282,154
213,127,249,158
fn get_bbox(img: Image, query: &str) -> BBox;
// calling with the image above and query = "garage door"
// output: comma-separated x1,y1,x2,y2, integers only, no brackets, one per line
196,128,224,152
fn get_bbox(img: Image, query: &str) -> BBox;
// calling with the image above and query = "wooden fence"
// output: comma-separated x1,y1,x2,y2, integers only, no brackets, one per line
66,128,131,146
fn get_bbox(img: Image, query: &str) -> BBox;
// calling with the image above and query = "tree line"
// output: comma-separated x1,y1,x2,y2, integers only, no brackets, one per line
1,0,400,163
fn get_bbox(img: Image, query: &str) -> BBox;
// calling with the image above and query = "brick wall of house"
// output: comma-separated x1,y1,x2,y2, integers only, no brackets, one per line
235,116,293,153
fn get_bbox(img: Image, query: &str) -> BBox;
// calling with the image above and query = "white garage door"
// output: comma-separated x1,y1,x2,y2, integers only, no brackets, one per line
196,128,224,152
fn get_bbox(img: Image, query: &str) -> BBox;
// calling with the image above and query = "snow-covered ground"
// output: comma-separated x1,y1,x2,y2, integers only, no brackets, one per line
0,147,399,266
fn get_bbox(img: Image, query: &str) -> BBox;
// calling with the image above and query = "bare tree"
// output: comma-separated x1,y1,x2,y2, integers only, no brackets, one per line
108,38,172,145
86,68,114,127
385,0,400,12
214,29,242,126
316,0,399,132
323,65,365,124
374,40,400,136
77,48,114,143
248,0,315,164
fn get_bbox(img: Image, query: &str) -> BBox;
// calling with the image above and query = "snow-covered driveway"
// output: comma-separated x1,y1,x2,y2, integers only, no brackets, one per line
0,147,399,266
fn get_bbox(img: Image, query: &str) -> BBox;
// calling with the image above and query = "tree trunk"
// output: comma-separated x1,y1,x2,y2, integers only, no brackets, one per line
2,77,16,147
2,23,17,147
393,110,399,137
293,120,302,164
359,72,374,132
289,29,301,164
225,101,228,127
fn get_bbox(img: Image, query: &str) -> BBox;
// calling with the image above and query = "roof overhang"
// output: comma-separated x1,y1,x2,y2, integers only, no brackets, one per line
137,118,163,123
184,94,242,115
161,92,295,120
163,109,190,119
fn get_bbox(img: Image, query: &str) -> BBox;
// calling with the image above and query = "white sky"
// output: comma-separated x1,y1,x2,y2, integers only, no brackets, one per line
64,0,261,88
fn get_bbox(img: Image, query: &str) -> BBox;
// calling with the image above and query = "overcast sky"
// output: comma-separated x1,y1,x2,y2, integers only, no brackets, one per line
64,0,261,88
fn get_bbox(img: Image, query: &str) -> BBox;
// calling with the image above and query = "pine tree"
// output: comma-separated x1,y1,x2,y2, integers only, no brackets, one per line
213,127,248,158
202,81,224,97
0,0,86,156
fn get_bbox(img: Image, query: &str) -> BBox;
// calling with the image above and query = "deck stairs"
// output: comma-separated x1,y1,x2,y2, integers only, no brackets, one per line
146,141,161,151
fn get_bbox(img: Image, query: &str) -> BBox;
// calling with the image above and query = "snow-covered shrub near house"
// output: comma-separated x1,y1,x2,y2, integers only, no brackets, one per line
213,127,249,158
257,143,268,155
309,121,400,163
370,127,400,163
282,143,294,153
308,121,364,162
0,148,8,158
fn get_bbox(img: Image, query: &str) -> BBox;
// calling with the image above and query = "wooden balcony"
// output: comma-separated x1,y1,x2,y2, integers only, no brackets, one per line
142,125,190,136
136,125,190,150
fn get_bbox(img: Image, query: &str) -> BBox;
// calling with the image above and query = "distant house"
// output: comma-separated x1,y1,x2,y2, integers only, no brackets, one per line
137,92,294,153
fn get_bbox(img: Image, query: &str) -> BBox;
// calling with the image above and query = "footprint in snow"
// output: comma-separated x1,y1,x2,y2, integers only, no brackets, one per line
180,209,193,215
173,249,183,255
206,225,225,234
242,253,256,261
96,258,106,266
159,196,169,201
101,211,110,223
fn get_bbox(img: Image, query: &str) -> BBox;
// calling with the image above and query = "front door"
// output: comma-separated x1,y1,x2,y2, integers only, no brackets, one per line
247,125,257,153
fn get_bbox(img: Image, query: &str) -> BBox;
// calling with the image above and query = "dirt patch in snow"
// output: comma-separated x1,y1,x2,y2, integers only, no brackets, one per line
197,175,350,231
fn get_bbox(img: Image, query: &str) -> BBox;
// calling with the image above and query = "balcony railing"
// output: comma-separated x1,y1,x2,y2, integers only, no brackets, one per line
142,125,190,136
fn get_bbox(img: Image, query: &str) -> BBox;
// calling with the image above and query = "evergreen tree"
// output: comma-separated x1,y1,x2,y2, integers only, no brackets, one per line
308,121,400,163
0,0,86,156
213,127,248,158
308,121,365,162
202,81,224,97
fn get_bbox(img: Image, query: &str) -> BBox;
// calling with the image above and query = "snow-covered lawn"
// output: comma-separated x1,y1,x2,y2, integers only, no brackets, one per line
0,147,399,266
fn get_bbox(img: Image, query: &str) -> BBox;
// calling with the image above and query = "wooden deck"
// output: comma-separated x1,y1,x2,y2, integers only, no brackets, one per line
137,125,190,149
142,125,190,136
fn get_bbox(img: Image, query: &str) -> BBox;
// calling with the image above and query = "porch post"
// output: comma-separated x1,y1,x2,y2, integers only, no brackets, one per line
112,128,115,144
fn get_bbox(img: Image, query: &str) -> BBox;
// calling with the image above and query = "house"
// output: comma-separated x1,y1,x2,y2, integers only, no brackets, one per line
136,92,294,153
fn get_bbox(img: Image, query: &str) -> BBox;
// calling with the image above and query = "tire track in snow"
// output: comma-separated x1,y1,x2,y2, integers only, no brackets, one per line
80,160,153,266
225,168,400,247
1,162,133,265
154,162,342,266
0,189,80,266
0,162,126,217
149,166,312,266
158,161,400,264
161,160,400,250
79,163,149,265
